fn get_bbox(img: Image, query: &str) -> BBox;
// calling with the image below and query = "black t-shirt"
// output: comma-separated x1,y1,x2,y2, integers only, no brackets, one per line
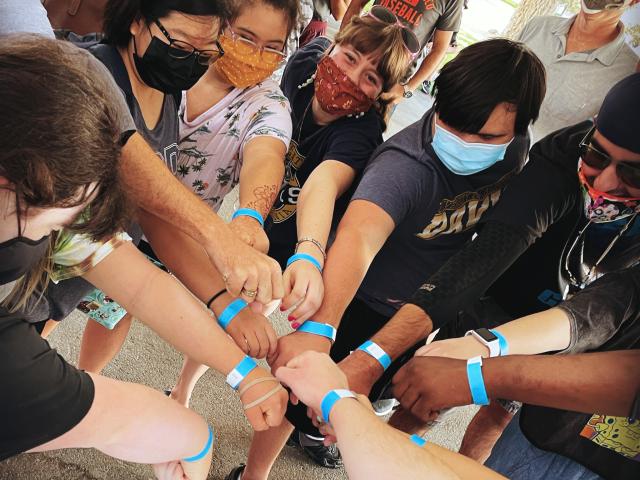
267,37,384,266
352,109,529,317
520,266,640,480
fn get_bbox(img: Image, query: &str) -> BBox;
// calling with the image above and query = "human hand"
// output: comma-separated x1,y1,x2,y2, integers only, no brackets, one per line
317,393,373,445
206,227,283,305
281,256,324,326
415,335,490,360
229,216,270,254
392,356,471,423
267,330,332,374
238,366,288,431
223,305,278,359
275,351,348,413
381,82,405,106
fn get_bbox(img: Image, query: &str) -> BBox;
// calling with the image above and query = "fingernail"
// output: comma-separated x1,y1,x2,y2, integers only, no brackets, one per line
280,305,286,311
292,322,300,329
288,315,296,322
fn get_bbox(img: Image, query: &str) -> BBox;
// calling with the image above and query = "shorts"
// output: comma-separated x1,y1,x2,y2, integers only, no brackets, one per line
0,316,95,460
79,242,165,330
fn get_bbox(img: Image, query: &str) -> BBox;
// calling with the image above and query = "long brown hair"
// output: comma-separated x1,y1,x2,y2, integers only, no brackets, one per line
334,14,411,121
0,35,131,311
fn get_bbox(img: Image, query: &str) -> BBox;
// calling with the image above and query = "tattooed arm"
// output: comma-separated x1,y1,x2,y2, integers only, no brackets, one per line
231,137,286,253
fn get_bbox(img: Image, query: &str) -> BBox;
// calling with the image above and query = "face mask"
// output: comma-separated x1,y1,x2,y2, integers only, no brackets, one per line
214,32,282,89
432,122,512,176
581,0,629,14
133,35,209,94
0,235,49,285
578,162,640,222
314,56,374,117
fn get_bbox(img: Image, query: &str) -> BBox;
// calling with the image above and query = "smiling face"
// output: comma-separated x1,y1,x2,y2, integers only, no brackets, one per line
229,1,289,58
328,44,384,100
581,131,640,198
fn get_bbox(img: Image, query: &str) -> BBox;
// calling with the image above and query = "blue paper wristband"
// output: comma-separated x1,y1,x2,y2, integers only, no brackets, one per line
286,253,323,273
489,329,509,356
296,321,337,342
231,208,264,227
320,389,356,423
183,425,214,462
466,356,490,406
357,340,392,371
409,434,427,447
217,298,248,330
226,355,257,389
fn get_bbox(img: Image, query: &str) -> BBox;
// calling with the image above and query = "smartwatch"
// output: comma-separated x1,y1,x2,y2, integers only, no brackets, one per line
465,328,500,358
402,83,413,98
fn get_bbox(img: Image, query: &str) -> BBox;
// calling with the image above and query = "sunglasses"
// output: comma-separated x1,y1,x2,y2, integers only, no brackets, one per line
579,127,640,190
365,6,421,59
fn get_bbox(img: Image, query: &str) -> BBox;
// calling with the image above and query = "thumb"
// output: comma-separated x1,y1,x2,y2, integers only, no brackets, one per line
275,365,301,386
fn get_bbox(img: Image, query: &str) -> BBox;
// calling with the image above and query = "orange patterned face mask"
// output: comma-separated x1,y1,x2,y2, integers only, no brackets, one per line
214,31,283,89
314,56,374,117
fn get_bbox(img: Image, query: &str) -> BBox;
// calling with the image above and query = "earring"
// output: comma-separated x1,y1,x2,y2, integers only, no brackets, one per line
297,72,316,89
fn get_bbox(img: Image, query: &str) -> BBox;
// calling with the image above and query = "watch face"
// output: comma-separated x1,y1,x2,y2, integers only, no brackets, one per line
475,328,498,343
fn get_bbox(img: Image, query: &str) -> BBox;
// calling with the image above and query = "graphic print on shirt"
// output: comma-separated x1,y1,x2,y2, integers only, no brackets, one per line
580,415,640,462
376,0,434,28
159,143,179,175
417,173,513,240
270,140,305,223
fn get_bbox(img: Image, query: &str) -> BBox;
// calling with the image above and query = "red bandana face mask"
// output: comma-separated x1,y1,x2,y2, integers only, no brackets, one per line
313,56,374,117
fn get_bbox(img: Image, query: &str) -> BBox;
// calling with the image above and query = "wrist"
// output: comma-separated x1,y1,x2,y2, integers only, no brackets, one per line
232,208,265,227
295,242,325,268
349,348,386,378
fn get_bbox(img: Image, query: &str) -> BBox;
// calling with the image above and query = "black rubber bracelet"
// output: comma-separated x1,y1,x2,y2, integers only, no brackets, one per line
206,289,227,309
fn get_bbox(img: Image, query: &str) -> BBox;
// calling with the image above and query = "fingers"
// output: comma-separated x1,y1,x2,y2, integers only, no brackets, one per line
245,330,262,359
262,389,287,427
245,405,269,431
281,269,307,312
265,322,279,358
269,258,284,301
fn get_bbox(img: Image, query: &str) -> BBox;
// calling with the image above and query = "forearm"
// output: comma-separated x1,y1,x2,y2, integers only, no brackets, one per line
371,303,434,359
138,211,224,303
83,243,244,374
238,140,285,219
492,308,571,355
330,0,350,21
332,399,502,479
406,47,448,91
485,351,640,416
340,0,367,29
120,133,231,248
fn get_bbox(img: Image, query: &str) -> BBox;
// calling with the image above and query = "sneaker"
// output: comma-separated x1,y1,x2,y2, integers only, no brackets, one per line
372,398,399,416
287,430,343,469
224,464,245,480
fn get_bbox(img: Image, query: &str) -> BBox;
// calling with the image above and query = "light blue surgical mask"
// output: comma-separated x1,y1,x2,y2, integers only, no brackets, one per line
432,122,513,176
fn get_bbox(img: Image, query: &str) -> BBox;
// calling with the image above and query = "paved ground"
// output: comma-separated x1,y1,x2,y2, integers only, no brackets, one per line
0,91,476,480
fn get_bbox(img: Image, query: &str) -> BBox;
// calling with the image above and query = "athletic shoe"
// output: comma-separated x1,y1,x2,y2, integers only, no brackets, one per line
287,430,343,469
224,464,245,480
372,398,399,416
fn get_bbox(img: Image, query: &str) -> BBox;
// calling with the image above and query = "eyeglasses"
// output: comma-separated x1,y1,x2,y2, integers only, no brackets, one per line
365,6,420,59
224,24,287,63
153,19,224,66
579,127,640,190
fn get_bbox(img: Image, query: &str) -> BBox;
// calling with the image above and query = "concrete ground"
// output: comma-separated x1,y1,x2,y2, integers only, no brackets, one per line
0,91,478,480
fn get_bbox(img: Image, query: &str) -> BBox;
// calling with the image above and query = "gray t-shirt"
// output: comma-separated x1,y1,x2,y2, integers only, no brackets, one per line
518,15,638,143
352,109,529,317
0,0,55,39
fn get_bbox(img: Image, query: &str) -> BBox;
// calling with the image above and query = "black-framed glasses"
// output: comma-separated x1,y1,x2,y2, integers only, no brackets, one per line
224,24,287,63
579,126,640,190
364,5,420,58
153,19,224,66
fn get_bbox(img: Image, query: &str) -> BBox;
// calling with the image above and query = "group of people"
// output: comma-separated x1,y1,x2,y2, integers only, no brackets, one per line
1,0,639,479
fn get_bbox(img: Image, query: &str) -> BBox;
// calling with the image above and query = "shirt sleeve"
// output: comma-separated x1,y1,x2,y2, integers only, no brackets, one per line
436,0,464,32
351,150,436,226
557,264,640,354
321,115,383,173
241,85,293,153
77,48,137,143
0,0,55,38
51,230,132,282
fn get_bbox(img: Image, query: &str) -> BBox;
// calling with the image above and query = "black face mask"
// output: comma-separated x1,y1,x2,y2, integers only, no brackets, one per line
0,235,49,285
133,36,209,94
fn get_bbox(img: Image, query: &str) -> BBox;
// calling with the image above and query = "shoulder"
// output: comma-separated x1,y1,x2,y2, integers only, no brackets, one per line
520,15,561,39
532,120,592,165
240,79,291,112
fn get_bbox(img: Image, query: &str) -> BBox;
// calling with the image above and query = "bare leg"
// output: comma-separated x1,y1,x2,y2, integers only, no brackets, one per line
170,356,210,407
30,373,212,480
40,319,59,339
458,403,513,463
78,313,133,374
242,420,295,480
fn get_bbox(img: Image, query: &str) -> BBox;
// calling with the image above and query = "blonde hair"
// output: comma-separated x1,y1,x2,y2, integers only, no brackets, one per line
334,14,411,119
